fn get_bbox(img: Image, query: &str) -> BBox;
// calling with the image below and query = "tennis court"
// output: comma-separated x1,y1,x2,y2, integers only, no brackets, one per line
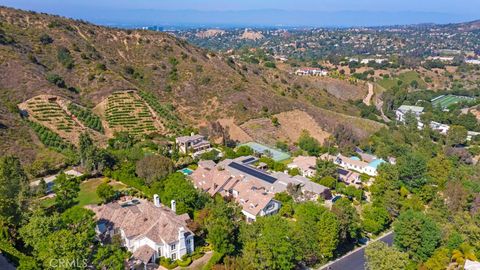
240,142,291,162
431,95,475,109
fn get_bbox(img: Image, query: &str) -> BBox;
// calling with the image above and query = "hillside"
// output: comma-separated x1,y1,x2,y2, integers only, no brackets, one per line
0,6,384,166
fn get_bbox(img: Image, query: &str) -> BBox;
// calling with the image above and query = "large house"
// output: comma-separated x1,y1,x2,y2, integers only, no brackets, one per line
287,156,317,177
88,197,194,266
190,156,331,221
395,105,424,123
176,133,211,155
295,68,328,76
321,153,386,176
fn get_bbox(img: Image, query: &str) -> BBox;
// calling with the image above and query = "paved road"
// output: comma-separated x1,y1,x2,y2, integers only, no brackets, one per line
319,231,394,270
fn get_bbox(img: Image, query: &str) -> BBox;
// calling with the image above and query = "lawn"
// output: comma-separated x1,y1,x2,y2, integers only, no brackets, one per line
378,71,426,90
77,178,127,207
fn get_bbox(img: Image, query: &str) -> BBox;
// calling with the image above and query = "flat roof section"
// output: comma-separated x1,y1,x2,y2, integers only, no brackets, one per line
228,161,277,184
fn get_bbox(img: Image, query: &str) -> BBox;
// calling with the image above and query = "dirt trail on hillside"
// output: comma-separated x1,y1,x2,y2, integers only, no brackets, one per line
363,83,374,106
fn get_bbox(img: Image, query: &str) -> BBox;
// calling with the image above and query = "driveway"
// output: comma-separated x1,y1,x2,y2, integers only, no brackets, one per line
318,231,395,270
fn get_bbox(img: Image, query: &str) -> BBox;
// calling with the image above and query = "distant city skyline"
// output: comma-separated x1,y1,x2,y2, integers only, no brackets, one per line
1,0,479,27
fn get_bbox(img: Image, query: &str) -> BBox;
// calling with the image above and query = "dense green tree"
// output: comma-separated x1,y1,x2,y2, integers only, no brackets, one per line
362,204,390,234
93,245,129,270
365,241,410,270
446,125,468,147
292,202,339,265
423,247,451,270
19,208,96,269
397,152,427,190
235,146,254,157
241,215,296,270
135,154,174,185
79,133,114,173
0,156,29,225
318,176,337,189
96,182,115,203
298,130,322,156
53,173,80,211
393,210,441,261
156,173,209,215
332,198,361,242
426,154,452,187
315,159,338,180
204,199,240,255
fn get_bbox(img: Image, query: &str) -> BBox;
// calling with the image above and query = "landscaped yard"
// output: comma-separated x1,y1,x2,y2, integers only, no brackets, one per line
378,71,426,90
77,178,127,207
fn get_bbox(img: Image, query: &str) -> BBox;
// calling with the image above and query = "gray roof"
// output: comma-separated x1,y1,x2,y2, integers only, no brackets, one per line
397,105,424,113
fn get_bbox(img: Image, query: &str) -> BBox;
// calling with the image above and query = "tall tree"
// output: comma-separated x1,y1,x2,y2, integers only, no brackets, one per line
241,215,296,270
362,204,390,235
332,198,361,242
53,172,80,211
315,159,338,180
393,210,441,261
93,245,129,270
292,202,340,265
397,152,427,190
135,154,174,185
204,198,240,255
0,156,29,225
446,125,468,147
365,241,410,270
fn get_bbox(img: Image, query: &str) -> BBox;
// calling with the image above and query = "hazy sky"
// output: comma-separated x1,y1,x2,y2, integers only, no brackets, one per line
1,0,479,26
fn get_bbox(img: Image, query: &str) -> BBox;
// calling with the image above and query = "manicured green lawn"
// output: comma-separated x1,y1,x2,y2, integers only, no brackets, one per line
378,71,426,90
77,178,127,207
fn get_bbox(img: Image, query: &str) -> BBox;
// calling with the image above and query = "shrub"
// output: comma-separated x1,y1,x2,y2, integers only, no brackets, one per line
159,257,178,269
39,33,53,45
57,46,74,69
46,74,66,88
177,257,192,267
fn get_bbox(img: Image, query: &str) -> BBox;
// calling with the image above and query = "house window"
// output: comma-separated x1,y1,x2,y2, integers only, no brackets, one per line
186,239,191,246
171,244,176,251
171,253,176,260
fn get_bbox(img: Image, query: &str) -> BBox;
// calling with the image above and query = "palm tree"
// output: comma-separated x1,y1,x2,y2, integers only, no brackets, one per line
451,243,477,267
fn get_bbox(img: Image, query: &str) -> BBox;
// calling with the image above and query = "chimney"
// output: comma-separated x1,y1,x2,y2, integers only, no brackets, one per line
190,132,194,137
153,194,161,207
171,200,176,213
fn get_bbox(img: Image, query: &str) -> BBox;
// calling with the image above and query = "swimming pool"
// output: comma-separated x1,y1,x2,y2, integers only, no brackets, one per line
179,168,194,175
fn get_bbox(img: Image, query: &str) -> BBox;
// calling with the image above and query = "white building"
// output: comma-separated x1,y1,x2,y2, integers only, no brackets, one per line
176,133,211,155
88,197,194,266
320,153,386,176
395,105,424,122
465,59,480,65
295,68,328,76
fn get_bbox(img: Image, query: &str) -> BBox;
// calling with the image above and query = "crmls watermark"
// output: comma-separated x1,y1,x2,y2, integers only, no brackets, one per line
49,258,88,268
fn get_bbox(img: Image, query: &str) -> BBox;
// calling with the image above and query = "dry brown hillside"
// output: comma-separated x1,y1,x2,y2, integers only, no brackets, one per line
0,6,384,165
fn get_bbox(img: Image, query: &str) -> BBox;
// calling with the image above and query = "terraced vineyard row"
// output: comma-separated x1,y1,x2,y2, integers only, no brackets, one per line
24,97,80,134
105,92,158,135
68,103,104,133
139,91,185,135
28,121,74,151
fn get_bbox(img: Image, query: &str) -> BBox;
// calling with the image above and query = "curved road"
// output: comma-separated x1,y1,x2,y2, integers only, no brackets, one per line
318,231,395,270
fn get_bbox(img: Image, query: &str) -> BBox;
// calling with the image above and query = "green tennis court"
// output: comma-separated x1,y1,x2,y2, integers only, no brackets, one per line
431,95,475,109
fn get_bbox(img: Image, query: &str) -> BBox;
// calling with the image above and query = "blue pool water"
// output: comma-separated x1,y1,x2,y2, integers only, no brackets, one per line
179,168,194,175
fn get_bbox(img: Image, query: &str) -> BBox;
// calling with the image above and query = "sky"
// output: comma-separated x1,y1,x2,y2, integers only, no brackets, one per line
1,0,480,27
